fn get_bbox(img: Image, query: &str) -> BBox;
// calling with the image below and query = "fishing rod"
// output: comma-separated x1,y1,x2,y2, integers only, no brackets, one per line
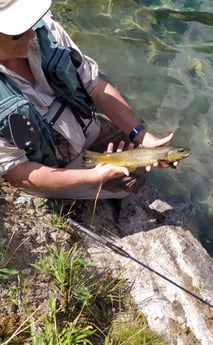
68,218,213,309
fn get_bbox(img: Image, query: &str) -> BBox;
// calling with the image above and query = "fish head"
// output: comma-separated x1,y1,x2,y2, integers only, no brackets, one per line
166,147,191,162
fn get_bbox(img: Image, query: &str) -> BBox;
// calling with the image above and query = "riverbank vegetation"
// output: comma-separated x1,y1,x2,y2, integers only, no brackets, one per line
0,183,167,345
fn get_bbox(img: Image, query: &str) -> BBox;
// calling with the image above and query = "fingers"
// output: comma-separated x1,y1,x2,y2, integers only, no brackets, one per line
153,132,174,147
95,163,130,180
158,161,171,168
105,163,129,176
173,161,179,167
116,140,125,152
145,165,152,172
142,132,174,148
118,166,129,176
107,142,114,153
154,160,179,169
162,132,174,143
127,142,135,150
107,141,135,153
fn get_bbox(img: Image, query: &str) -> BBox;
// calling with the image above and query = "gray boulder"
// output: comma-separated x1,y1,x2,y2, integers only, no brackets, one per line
80,184,213,345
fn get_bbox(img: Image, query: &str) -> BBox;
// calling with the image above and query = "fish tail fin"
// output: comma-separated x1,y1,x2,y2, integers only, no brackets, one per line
83,150,101,167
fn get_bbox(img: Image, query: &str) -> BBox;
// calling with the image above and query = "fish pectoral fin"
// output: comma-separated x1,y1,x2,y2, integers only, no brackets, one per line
83,149,101,167
83,149,101,157
102,150,112,155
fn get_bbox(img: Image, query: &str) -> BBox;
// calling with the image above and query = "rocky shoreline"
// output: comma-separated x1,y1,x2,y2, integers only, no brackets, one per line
1,181,213,344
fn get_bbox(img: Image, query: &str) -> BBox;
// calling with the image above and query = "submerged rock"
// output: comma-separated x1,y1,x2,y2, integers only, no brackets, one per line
80,184,213,345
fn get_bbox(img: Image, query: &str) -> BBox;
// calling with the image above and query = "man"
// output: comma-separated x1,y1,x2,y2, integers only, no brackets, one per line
0,0,177,200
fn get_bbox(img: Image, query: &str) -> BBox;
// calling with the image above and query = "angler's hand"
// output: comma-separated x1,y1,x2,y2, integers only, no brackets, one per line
135,131,179,171
140,132,174,148
107,140,134,153
92,140,131,182
93,163,129,183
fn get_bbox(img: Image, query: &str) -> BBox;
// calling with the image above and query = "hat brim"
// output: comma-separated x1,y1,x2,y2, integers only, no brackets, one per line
0,0,52,35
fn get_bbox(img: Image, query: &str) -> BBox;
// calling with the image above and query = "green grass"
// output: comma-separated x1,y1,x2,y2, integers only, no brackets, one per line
105,313,168,345
32,243,95,306
38,244,167,345
30,297,95,345
0,232,19,281
0,241,168,345
0,197,168,345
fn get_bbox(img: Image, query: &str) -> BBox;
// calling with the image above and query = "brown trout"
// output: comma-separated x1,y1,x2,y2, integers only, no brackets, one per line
83,146,191,170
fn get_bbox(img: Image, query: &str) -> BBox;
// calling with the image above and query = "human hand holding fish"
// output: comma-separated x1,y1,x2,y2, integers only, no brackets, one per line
131,130,178,171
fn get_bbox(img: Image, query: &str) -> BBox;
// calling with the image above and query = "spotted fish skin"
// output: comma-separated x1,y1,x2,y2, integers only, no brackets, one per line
83,146,191,170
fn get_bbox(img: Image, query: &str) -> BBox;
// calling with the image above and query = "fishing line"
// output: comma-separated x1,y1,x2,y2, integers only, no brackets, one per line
68,218,213,309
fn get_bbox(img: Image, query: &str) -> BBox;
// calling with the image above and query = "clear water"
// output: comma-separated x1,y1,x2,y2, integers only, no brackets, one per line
52,0,213,256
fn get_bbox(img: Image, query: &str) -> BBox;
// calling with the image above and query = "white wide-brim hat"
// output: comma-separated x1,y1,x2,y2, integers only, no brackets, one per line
0,0,52,35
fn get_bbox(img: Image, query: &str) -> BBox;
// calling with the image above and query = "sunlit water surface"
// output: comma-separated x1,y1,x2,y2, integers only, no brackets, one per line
52,0,213,256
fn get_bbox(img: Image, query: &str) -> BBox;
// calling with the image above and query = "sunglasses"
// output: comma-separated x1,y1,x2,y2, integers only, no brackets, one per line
12,33,25,41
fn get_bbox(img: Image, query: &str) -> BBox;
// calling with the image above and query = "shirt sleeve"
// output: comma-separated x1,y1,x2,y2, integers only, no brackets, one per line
0,138,27,179
43,12,99,94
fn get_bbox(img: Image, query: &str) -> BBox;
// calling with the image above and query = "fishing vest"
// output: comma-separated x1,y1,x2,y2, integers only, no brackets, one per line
0,20,95,167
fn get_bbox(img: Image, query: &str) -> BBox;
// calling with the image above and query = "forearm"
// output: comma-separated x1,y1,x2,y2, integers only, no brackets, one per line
91,77,145,142
3,161,99,191
3,160,129,192
90,77,176,162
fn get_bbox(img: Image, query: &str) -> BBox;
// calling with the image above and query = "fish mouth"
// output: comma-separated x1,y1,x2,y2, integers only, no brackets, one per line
167,147,191,161
178,147,191,157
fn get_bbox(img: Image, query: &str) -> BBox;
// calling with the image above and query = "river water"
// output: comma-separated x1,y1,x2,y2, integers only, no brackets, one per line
52,0,213,256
